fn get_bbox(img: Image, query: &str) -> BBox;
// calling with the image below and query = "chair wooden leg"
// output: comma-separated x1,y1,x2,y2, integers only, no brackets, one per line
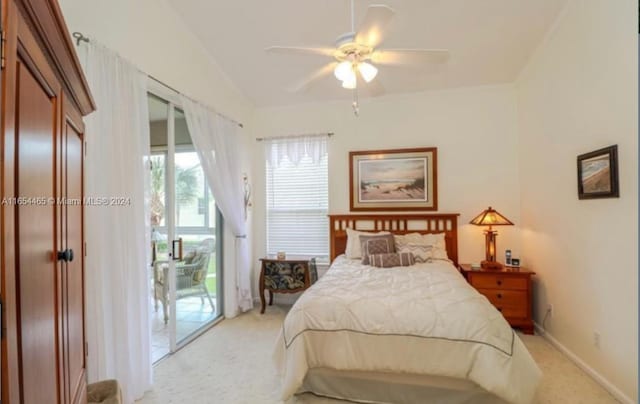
259,269,266,314
269,290,274,306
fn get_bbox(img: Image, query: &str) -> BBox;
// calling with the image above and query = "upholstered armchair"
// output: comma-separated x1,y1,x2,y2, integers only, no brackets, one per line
154,238,215,324
259,257,318,313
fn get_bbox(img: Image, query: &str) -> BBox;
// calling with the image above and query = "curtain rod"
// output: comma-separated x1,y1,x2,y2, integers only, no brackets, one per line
256,132,334,142
72,31,244,129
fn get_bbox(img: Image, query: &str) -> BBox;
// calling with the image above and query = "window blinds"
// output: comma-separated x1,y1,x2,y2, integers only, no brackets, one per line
265,136,329,257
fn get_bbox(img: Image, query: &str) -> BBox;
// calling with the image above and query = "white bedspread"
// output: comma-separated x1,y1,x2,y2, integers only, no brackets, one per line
274,256,541,404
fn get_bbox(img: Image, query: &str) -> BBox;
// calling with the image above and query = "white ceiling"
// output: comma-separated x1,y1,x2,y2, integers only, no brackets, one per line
167,0,566,107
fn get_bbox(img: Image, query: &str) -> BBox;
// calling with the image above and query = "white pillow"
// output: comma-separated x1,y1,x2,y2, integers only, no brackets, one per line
345,228,390,259
395,232,449,261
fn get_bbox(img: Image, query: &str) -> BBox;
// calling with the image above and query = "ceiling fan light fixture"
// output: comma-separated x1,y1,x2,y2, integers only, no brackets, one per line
358,62,378,82
334,61,354,82
342,76,357,89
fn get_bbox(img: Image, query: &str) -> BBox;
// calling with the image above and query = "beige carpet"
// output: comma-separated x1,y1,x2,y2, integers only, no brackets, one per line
138,305,619,404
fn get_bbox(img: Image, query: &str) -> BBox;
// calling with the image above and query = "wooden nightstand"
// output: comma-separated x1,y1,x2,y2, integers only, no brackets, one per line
459,264,535,334
259,256,318,314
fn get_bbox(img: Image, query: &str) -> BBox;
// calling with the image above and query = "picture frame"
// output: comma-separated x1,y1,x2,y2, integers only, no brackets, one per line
577,145,619,200
349,147,438,211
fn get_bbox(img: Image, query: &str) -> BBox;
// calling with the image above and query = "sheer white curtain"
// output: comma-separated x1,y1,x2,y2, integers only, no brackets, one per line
180,96,253,316
80,41,152,403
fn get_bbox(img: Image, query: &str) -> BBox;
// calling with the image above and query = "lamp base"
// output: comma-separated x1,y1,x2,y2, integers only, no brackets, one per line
481,260,503,270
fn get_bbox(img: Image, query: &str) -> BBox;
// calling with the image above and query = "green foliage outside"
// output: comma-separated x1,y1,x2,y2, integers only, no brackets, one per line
150,156,200,226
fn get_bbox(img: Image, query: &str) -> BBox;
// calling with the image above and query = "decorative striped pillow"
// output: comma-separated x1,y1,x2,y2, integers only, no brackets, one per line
397,243,433,263
367,252,415,268
394,232,449,262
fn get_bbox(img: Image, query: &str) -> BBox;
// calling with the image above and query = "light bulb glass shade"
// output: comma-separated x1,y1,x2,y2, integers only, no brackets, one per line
334,61,354,81
342,77,357,89
358,62,378,83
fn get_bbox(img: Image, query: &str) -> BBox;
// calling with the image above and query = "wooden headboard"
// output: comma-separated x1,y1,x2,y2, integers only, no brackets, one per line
329,214,460,265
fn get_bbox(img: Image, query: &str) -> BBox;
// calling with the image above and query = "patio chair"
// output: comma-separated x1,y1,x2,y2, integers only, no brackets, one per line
154,238,215,324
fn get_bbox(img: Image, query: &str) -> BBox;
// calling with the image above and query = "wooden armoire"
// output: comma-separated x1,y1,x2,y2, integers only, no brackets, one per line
1,0,95,403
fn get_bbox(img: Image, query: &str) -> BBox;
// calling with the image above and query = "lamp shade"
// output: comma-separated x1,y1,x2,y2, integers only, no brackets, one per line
358,62,378,83
334,61,354,81
341,76,357,89
469,207,514,227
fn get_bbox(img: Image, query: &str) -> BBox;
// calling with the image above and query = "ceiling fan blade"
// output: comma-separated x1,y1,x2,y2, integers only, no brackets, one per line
265,46,336,58
365,79,386,98
354,5,395,48
371,49,450,66
288,62,338,93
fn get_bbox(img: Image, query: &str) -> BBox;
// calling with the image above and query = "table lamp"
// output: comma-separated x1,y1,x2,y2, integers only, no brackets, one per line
470,207,513,269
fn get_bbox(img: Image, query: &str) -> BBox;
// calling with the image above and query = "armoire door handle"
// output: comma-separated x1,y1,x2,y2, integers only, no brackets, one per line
57,249,74,262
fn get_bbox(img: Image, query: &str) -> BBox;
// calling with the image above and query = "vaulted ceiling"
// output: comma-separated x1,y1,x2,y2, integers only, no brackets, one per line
167,0,566,107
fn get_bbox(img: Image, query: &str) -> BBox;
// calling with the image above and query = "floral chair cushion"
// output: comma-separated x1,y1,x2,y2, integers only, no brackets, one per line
264,258,318,290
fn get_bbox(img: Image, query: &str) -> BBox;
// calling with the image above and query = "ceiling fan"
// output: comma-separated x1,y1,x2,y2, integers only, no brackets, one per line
265,0,450,102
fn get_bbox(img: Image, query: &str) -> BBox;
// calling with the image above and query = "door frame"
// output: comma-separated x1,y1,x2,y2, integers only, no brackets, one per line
147,81,224,356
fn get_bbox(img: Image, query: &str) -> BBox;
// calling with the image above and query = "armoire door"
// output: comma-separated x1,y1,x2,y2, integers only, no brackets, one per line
14,17,63,404
62,98,87,404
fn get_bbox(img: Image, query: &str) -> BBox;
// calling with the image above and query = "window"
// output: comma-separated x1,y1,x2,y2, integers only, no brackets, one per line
266,136,329,258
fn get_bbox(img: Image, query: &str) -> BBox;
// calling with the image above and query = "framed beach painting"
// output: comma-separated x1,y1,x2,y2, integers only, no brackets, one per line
349,147,438,211
577,145,619,199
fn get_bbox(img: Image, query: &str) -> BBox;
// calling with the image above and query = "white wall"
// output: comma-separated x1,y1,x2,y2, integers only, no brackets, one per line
516,0,638,401
59,0,256,318
251,84,523,289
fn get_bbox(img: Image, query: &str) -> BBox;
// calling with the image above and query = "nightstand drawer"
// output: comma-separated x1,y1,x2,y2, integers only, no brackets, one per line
469,274,528,290
459,264,535,334
476,288,527,307
494,305,528,319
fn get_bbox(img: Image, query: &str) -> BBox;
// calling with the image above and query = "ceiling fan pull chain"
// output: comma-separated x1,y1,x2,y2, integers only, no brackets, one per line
352,87,360,117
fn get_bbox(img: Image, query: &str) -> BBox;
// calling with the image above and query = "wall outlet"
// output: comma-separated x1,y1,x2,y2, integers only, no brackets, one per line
593,331,601,349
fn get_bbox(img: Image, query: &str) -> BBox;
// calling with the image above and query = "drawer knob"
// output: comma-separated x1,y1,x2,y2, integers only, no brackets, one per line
497,307,503,312
497,280,502,286
497,293,502,299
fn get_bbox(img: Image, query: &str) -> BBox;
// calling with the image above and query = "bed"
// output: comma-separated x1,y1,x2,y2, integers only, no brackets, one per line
274,214,541,404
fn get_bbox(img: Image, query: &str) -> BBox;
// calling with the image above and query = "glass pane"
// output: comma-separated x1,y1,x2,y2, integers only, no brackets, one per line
148,93,170,362
174,108,220,345
174,151,204,227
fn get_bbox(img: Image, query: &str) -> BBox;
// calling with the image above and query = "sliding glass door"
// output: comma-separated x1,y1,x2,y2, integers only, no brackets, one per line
148,92,223,361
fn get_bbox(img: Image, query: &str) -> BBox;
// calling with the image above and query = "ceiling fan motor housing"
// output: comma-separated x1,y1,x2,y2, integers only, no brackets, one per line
334,32,372,62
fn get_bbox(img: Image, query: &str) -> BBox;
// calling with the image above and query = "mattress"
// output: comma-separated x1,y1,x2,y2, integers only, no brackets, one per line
273,256,541,404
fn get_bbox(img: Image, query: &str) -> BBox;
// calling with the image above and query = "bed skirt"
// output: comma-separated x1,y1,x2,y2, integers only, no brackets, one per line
297,368,509,404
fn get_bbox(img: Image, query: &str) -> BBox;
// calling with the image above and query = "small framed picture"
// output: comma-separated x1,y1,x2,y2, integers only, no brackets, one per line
577,145,619,199
511,258,520,267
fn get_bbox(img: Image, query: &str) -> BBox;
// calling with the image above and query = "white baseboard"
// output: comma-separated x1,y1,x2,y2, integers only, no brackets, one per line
534,323,634,404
